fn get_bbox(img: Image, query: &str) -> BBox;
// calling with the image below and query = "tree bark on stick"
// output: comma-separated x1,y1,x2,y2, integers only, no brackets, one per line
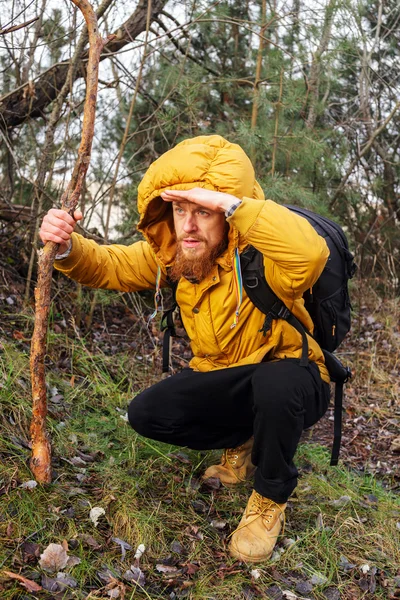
30,0,108,484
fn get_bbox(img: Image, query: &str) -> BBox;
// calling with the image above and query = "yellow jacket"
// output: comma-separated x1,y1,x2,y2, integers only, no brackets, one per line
55,135,330,382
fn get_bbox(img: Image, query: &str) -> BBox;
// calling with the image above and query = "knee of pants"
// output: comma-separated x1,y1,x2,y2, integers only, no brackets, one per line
252,376,304,419
127,395,152,437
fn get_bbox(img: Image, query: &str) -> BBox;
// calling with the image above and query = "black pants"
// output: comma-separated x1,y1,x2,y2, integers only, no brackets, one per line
128,359,330,503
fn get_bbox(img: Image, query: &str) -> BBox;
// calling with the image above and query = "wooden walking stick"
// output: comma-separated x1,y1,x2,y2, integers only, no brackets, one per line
30,0,110,483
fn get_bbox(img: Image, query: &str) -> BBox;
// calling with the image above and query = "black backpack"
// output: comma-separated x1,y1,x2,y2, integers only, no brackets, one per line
162,205,357,465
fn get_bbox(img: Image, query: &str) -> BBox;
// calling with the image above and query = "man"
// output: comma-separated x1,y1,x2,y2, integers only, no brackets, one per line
40,135,331,563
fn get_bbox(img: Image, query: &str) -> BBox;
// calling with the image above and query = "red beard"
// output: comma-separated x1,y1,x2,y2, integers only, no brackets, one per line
169,236,227,283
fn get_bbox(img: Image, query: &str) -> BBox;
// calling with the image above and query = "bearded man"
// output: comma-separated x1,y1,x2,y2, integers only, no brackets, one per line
40,135,330,563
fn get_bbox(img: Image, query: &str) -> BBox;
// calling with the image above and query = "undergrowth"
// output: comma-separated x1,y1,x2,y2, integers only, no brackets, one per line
0,302,399,599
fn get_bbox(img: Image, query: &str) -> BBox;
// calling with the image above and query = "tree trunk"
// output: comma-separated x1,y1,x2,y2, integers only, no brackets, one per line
305,0,336,130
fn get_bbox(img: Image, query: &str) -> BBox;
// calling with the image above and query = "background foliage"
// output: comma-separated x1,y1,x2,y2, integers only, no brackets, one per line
0,0,399,292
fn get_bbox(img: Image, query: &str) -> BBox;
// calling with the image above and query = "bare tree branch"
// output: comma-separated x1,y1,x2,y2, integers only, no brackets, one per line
0,16,39,35
305,0,337,130
0,0,168,130
330,99,400,210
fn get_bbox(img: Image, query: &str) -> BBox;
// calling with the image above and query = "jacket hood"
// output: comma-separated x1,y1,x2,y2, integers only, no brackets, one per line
137,135,265,270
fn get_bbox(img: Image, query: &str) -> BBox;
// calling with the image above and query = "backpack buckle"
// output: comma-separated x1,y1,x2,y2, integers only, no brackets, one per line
344,366,352,383
245,276,259,289
277,306,290,320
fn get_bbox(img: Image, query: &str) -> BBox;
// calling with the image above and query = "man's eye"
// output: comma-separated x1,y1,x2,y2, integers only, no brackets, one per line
198,210,209,216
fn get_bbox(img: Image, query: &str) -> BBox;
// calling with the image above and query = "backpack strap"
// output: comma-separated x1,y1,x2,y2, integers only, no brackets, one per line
241,245,352,465
322,350,352,465
161,277,178,374
241,246,310,366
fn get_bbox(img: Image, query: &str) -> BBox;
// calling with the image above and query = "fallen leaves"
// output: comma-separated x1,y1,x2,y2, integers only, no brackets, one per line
90,506,106,527
39,542,68,572
39,541,81,573
3,571,42,592
41,572,78,592
123,565,145,586
78,533,102,550
21,541,41,564
112,537,132,559
155,564,180,574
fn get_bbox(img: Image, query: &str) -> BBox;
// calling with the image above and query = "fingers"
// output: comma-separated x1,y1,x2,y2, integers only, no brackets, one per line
161,189,194,202
160,188,237,213
39,208,81,246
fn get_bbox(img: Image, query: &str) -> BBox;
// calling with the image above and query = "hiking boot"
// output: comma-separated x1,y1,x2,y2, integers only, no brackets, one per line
202,437,255,486
229,490,286,563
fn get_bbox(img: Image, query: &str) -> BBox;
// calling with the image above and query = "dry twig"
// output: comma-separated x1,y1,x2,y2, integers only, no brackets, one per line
0,17,39,36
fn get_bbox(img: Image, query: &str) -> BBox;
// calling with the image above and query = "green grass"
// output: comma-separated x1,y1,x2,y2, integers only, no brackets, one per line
0,335,399,600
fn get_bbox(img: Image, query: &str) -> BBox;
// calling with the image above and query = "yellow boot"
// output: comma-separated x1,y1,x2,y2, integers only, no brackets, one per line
229,490,286,563
202,437,255,486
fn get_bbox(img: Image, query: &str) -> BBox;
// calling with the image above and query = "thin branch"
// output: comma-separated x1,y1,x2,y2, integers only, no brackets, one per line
251,0,267,132
104,0,152,242
330,99,400,210
0,16,39,35
155,17,219,77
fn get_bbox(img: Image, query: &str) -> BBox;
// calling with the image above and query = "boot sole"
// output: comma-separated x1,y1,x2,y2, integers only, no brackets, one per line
202,475,253,487
202,467,256,487
229,544,273,563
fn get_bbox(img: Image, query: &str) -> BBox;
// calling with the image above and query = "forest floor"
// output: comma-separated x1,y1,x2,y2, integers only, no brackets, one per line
0,256,399,600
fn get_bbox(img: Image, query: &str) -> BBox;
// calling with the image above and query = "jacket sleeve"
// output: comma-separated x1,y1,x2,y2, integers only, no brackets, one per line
54,232,164,292
227,197,330,300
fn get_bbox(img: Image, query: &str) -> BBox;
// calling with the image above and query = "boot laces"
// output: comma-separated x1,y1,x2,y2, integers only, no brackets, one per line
225,445,243,466
247,492,283,525
228,492,286,539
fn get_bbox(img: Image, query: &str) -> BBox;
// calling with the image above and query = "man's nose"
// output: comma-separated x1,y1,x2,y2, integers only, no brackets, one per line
183,215,197,233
